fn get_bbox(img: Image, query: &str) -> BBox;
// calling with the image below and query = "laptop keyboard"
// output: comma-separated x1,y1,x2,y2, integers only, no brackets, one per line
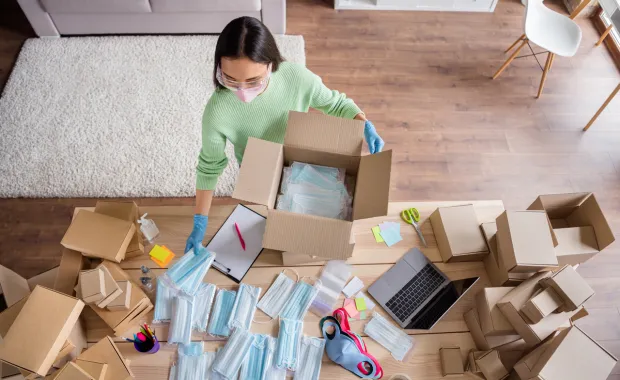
385,264,445,322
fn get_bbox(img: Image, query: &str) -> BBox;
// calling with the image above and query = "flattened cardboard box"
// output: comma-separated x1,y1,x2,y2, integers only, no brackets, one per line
95,266,122,308
541,264,594,311
481,222,533,287
496,211,558,273
77,336,133,380
94,201,144,258
520,287,563,324
61,210,136,263
439,347,464,376
497,272,583,347
513,332,558,380
430,205,488,262
464,308,522,351
475,287,516,336
528,193,615,266
528,326,617,380
232,111,392,260
0,286,84,376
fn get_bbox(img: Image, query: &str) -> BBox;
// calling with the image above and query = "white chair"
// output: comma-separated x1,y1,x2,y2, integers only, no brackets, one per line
596,0,620,46
492,0,583,98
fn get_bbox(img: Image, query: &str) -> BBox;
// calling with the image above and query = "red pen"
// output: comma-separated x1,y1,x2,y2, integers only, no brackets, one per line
234,222,246,250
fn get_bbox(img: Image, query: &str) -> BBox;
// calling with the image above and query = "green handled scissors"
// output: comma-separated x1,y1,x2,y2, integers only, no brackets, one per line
400,207,428,247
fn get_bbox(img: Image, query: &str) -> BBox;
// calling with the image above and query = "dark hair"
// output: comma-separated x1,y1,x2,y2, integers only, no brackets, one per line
213,17,284,89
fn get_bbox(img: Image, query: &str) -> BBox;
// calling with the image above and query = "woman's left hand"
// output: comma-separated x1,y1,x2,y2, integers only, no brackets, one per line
363,120,385,154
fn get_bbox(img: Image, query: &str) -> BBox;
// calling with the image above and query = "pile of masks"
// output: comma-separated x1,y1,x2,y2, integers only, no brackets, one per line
276,162,352,220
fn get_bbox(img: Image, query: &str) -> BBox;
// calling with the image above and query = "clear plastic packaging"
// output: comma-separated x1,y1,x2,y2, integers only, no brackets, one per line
227,283,262,331
212,328,254,379
161,247,215,296
239,334,276,380
192,283,217,333
174,343,209,380
310,260,352,317
207,289,237,338
168,293,195,346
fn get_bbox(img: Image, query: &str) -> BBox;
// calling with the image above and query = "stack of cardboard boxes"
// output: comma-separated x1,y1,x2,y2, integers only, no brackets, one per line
0,201,148,379
430,193,616,380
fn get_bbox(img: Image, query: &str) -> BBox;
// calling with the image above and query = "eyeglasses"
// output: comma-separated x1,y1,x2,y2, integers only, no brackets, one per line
216,64,271,91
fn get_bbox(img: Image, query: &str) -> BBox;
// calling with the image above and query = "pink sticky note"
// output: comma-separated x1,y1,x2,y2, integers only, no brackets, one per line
344,302,359,318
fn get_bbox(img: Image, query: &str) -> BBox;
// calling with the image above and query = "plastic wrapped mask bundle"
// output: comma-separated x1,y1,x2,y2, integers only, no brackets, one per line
153,278,175,323
257,269,298,319
160,247,215,295
168,293,195,345
239,334,276,380
203,351,217,380
280,279,321,321
275,318,303,370
294,337,326,380
364,312,415,362
208,289,237,337
228,283,262,331
212,328,254,380
291,161,345,183
171,342,207,380
192,283,217,332
310,261,352,317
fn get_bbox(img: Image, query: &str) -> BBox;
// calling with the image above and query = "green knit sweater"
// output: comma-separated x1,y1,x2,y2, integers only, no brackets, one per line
196,62,363,190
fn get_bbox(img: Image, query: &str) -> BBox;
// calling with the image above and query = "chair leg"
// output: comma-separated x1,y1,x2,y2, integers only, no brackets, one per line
583,83,620,131
536,53,554,99
505,34,526,53
493,39,528,80
596,25,614,46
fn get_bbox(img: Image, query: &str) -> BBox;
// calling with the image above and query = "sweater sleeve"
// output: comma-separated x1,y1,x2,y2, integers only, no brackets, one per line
196,98,228,191
304,67,362,119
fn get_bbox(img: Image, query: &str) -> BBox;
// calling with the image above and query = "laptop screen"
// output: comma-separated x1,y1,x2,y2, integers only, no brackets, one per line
406,277,479,330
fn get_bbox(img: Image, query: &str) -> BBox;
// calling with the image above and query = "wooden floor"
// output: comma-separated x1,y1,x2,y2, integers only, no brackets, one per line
2,0,620,377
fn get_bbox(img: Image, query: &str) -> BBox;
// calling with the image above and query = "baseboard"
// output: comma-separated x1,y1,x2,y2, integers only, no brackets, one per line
592,6,620,72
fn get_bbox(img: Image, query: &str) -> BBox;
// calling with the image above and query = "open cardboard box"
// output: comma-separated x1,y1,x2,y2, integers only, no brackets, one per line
430,205,489,262
540,264,594,312
528,193,615,266
232,111,392,260
94,201,144,258
475,287,517,337
528,326,617,380
481,222,533,287
464,308,524,351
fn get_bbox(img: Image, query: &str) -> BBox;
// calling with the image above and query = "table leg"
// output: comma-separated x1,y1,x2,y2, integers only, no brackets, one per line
596,25,614,47
583,83,620,131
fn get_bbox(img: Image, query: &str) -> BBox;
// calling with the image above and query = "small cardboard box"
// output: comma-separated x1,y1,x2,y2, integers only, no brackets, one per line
475,350,509,380
0,286,84,376
94,201,144,258
53,248,89,296
496,211,558,273
61,210,136,263
232,111,392,260
467,350,486,374
528,193,615,266
95,266,122,309
75,360,107,380
439,347,464,376
541,265,594,312
481,222,533,287
513,332,558,380
520,287,563,324
79,268,106,304
476,287,517,336
528,326,617,380
497,272,584,346
77,336,133,380
464,308,523,351
106,281,132,311
53,362,94,380
430,205,489,262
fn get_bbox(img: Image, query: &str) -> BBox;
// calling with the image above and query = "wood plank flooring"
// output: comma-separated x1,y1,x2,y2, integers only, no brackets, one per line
2,0,620,376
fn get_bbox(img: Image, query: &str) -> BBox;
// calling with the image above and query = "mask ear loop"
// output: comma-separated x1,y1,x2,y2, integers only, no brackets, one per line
252,268,301,324
300,276,322,288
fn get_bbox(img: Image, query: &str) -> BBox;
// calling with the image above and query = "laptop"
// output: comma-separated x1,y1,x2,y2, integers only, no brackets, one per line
368,248,479,329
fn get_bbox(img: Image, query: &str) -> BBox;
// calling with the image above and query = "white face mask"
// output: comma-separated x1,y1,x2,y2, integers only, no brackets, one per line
228,283,262,331
364,312,415,362
212,328,255,379
294,336,326,380
257,269,299,319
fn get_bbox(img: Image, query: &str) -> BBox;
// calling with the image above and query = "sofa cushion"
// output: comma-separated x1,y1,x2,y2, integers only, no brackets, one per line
41,0,151,14
150,0,261,12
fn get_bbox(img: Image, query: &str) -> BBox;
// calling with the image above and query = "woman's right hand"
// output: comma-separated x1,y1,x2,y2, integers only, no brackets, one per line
185,214,209,253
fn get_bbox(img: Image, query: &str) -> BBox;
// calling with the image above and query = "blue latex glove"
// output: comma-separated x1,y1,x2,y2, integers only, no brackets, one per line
364,120,385,154
185,214,208,253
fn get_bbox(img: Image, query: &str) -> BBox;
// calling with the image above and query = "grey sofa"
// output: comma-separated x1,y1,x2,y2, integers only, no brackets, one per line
17,0,286,37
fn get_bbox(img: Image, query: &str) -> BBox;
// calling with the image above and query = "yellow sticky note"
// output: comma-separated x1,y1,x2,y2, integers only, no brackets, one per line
355,297,367,311
149,245,175,267
371,226,384,243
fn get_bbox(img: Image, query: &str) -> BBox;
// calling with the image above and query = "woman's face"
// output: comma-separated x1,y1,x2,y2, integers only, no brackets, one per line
220,57,270,89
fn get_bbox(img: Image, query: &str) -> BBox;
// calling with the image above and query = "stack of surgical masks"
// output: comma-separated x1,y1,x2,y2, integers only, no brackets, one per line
364,312,415,362
276,162,352,220
169,343,215,380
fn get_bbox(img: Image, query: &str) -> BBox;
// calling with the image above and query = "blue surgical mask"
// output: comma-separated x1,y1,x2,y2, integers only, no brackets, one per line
280,279,321,321
162,247,215,295
257,270,298,319
274,318,303,371
173,343,208,380
212,328,254,380
208,289,237,337
192,283,217,332
228,283,262,331
240,334,276,380
153,277,175,323
294,336,326,380
168,292,195,345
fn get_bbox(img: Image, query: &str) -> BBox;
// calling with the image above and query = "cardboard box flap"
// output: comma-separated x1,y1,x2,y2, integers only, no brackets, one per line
0,266,30,308
352,150,392,220
263,210,354,260
78,336,133,380
284,111,364,156
530,193,590,219
54,248,88,296
232,137,283,208
568,194,615,250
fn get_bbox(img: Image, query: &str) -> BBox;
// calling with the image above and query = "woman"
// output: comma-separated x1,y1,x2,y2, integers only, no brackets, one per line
185,16,384,253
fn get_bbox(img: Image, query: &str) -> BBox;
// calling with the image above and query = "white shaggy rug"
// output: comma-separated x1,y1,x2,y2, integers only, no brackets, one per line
0,35,305,198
